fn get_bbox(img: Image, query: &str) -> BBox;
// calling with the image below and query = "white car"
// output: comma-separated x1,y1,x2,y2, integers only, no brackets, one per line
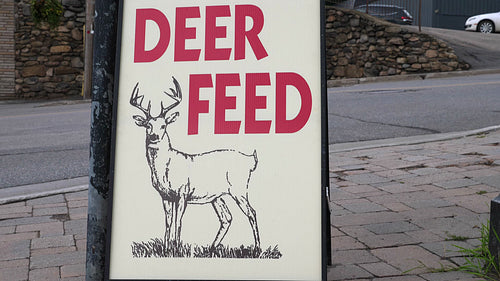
465,11,500,33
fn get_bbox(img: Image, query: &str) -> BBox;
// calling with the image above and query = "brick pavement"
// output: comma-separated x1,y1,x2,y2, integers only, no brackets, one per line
328,130,500,280
0,130,499,280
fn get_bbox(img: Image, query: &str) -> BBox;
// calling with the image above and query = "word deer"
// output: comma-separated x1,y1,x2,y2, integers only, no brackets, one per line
130,77,260,250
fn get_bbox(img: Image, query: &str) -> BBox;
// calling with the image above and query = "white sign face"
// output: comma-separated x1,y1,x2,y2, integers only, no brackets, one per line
108,1,324,280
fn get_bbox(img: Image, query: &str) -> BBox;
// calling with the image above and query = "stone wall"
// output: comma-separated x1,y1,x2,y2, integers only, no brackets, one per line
14,0,84,99
325,6,470,79
0,0,15,100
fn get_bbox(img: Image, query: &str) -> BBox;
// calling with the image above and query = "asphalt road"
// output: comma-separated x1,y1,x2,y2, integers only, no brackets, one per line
328,73,500,143
0,101,90,188
405,26,500,70
1,72,499,188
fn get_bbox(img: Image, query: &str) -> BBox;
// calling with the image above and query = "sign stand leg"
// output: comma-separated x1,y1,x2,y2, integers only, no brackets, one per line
85,0,119,280
489,196,500,267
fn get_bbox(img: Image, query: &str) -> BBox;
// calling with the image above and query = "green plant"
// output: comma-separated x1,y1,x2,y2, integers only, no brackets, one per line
30,0,63,28
445,233,470,242
454,221,500,280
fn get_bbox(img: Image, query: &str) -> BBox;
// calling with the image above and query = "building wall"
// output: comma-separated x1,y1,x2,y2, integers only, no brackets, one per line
0,0,15,100
14,0,85,99
432,0,500,30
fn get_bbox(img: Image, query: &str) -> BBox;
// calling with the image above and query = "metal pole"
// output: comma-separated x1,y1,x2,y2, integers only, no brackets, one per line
419,0,422,32
83,0,95,99
490,196,500,269
85,0,119,280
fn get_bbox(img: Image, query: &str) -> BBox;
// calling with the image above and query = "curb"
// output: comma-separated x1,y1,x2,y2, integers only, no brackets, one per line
327,68,500,87
330,125,500,153
0,176,88,205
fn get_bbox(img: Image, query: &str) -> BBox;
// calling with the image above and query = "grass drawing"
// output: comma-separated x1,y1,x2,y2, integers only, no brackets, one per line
132,238,282,259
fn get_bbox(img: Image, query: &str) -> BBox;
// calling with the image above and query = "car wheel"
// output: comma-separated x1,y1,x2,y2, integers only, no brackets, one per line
478,20,494,33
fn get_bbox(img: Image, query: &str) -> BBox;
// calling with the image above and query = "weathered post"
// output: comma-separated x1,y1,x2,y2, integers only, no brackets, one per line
489,196,500,267
85,0,119,280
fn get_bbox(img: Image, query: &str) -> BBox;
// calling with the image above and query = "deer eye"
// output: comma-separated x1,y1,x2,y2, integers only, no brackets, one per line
160,125,166,129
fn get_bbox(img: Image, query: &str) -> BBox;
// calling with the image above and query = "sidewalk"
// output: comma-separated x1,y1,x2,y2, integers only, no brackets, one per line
1,130,499,280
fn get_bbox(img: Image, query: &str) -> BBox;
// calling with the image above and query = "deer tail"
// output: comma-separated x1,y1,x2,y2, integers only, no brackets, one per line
251,149,258,172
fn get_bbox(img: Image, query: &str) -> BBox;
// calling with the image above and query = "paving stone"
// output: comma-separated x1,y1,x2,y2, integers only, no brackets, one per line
342,202,388,213
67,200,88,208
381,202,413,212
333,249,379,264
340,226,375,237
327,264,373,280
403,173,464,186
420,241,471,258
0,258,29,268
475,175,500,188
446,194,491,213
359,262,401,277
0,240,30,261
0,225,15,235
403,199,454,209
0,216,56,227
374,169,415,180
64,219,87,236
405,230,443,243
30,250,86,269
62,277,85,281
31,246,77,257
343,173,391,185
0,231,38,242
372,245,454,275
401,206,477,220
69,207,88,220
27,194,66,206
16,221,64,237
330,187,358,200
412,217,480,239
434,178,479,189
419,270,483,281
333,236,366,250
0,205,32,215
31,235,75,249
372,276,427,281
334,212,406,227
376,183,422,194
33,206,68,217
358,233,417,248
65,191,88,201
0,265,29,281
29,267,60,280
340,184,380,194
61,263,85,278
365,221,420,235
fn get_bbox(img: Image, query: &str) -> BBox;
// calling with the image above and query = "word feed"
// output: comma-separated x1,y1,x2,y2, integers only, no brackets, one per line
133,4,314,135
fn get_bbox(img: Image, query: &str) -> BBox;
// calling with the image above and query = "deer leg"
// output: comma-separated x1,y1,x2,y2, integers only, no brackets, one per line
211,197,232,247
174,196,187,245
233,195,260,249
162,200,174,249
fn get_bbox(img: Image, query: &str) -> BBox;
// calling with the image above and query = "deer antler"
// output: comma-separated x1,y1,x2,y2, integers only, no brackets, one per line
159,77,183,117
130,83,152,118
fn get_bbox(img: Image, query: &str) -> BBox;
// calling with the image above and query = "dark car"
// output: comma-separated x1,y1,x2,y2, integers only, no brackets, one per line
355,4,413,25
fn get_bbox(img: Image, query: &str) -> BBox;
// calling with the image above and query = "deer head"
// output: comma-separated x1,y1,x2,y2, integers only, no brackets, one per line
130,77,182,145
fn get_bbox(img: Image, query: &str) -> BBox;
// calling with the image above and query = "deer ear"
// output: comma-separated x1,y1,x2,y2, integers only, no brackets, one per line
133,115,148,127
165,112,179,124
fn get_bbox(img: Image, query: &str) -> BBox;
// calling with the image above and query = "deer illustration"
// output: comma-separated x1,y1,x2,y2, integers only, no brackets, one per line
130,77,260,251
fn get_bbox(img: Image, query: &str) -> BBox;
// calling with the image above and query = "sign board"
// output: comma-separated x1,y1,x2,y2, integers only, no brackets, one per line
106,0,328,280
